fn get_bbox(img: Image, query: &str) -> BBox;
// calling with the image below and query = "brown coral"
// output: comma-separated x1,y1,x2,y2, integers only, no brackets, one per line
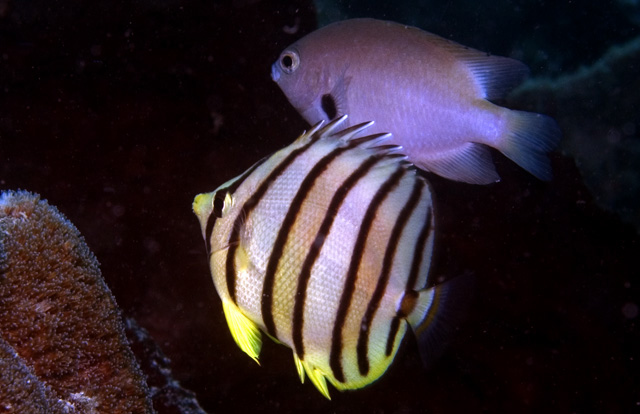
0,190,154,414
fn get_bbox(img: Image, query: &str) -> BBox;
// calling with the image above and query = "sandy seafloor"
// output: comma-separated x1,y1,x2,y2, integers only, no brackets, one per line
1,0,638,412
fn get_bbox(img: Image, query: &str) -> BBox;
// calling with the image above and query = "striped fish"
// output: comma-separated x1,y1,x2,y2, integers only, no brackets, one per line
193,116,458,398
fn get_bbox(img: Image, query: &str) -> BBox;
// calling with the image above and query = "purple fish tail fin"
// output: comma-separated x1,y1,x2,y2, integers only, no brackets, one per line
406,273,475,368
500,110,561,180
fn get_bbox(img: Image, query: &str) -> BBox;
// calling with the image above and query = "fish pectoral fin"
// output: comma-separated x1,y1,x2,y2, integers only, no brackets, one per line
236,243,251,273
293,356,331,400
407,273,475,369
328,71,351,119
221,299,262,364
420,142,500,184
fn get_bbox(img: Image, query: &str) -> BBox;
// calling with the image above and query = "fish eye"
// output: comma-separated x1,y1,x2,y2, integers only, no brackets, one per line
213,190,232,218
279,50,300,74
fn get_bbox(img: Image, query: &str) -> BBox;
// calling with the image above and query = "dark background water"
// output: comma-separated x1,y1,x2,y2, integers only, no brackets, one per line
1,0,638,412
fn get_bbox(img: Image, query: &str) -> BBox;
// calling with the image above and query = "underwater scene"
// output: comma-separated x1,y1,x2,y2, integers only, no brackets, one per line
1,0,638,412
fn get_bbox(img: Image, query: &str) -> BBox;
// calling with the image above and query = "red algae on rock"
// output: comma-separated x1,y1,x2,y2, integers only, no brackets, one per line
0,190,154,414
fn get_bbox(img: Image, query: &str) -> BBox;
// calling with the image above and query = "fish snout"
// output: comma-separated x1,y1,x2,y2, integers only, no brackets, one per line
270,62,281,82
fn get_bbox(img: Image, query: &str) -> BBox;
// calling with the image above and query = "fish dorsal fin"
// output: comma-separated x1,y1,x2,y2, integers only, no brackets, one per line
304,115,396,151
295,115,350,146
418,142,500,184
459,51,529,101
420,31,529,100
221,300,262,364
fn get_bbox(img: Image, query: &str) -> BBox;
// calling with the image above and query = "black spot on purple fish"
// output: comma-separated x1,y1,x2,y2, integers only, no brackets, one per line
321,94,337,120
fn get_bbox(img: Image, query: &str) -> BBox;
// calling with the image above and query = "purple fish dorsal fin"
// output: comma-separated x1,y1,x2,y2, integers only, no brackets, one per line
418,31,530,100
460,52,530,101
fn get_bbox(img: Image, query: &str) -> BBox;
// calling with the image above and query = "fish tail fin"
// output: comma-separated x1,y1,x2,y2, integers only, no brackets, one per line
406,273,475,368
500,110,561,181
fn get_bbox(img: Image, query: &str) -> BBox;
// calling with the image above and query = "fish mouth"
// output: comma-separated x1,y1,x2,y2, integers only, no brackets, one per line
270,62,280,82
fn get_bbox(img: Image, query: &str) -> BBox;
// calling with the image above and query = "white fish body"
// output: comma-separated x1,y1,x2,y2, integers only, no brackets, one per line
271,18,561,184
193,117,459,398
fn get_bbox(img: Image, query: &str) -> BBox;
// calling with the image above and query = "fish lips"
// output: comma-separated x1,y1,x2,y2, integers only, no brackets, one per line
271,62,281,82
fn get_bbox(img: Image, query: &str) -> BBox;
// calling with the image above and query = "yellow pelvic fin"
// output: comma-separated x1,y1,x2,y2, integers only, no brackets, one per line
294,356,331,400
221,300,262,364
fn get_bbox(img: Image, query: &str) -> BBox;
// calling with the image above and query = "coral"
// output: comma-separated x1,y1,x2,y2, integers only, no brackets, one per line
0,336,69,414
0,190,154,414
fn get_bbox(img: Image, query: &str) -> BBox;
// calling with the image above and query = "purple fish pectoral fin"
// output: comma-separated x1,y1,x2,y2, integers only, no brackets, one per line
328,72,351,120
499,110,562,181
418,143,501,184
406,272,475,369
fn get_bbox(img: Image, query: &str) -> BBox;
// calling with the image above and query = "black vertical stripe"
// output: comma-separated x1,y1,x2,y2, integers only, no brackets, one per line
356,179,424,376
329,166,405,383
204,211,217,255
292,155,383,358
385,204,433,357
405,206,433,291
225,135,322,303
385,316,402,356
261,144,354,338
204,157,267,255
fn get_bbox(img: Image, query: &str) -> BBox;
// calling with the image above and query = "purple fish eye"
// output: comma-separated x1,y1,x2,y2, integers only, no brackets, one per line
279,50,300,74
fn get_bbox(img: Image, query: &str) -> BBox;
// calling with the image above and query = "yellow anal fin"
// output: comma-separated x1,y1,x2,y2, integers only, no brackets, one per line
221,300,262,364
293,352,305,383
292,354,331,400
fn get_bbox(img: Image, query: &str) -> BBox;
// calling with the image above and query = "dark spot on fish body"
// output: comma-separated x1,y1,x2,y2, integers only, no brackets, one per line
398,290,419,318
321,94,337,120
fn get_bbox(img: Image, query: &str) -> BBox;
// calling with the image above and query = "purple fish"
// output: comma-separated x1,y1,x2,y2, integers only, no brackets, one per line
271,18,560,184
